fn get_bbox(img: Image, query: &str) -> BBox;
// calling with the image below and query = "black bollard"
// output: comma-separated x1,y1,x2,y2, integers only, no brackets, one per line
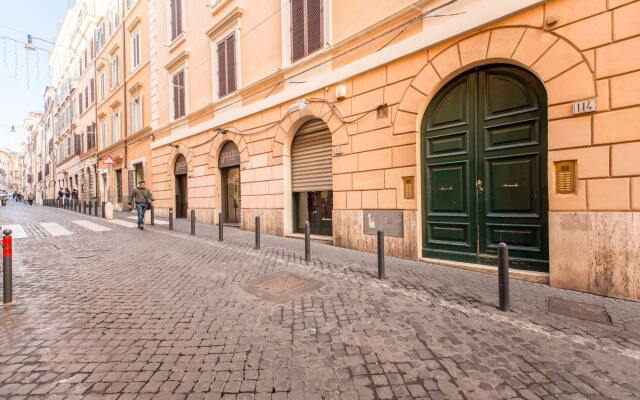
88,201,92,215
169,208,174,230
377,229,385,280
304,221,311,263
150,206,154,226
218,212,223,242
101,201,106,218
3,229,13,304
255,216,260,250
498,242,510,312
83,202,86,214
93,201,97,216
190,209,196,236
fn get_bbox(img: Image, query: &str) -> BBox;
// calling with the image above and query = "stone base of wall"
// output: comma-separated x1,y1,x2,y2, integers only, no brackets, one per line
154,207,216,225
333,210,417,260
241,208,283,236
550,212,640,302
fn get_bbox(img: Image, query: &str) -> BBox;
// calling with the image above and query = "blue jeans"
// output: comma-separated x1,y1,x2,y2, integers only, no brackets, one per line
136,203,147,226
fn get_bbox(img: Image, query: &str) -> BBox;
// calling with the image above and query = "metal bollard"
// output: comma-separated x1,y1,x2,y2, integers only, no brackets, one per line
3,229,13,304
93,201,97,216
101,201,106,218
168,208,174,230
88,201,92,215
304,221,311,263
498,242,510,312
255,216,261,250
190,209,196,236
150,207,154,226
83,202,86,214
377,229,385,280
218,213,223,242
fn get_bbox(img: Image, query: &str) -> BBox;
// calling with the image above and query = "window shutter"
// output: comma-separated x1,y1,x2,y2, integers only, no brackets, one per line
226,34,236,94
217,41,227,97
171,0,183,40
306,0,323,55
173,73,180,119
178,71,185,117
291,0,305,62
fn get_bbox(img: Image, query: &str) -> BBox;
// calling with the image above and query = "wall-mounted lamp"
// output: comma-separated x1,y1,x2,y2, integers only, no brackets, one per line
25,35,37,52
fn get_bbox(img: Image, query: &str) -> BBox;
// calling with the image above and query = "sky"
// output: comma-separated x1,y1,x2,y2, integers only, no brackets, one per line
0,0,71,153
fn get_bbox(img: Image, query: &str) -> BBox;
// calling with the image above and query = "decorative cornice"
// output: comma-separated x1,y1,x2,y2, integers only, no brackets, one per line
164,50,190,72
206,6,243,39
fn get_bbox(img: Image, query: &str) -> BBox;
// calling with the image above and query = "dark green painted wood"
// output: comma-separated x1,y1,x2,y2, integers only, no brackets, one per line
421,65,549,272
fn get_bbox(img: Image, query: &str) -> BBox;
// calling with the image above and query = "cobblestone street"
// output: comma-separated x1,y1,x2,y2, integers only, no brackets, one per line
1,203,639,400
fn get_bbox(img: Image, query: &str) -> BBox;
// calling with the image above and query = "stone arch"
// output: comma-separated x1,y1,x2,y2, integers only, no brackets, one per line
394,26,597,135
273,99,347,158
166,144,195,179
207,131,249,170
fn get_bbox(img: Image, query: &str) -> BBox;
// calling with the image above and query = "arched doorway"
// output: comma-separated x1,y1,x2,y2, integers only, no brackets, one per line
174,155,188,218
219,141,241,224
421,64,548,271
291,119,333,236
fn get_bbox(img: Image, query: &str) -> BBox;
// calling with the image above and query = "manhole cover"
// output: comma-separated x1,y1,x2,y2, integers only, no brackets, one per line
242,272,323,303
547,297,612,325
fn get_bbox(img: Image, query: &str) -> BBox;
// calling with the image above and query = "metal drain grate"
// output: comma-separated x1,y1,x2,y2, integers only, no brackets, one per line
242,272,323,303
547,297,612,325
256,274,310,295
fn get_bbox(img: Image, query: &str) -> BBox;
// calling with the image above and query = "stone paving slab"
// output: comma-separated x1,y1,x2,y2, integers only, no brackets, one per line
0,203,638,399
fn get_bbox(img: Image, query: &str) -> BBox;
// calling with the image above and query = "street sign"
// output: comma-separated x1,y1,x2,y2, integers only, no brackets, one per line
103,155,115,164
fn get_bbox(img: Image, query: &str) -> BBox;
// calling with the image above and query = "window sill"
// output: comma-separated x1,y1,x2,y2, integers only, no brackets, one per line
167,33,186,53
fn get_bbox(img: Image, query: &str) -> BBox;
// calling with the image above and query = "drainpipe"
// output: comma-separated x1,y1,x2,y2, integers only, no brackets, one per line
121,0,130,210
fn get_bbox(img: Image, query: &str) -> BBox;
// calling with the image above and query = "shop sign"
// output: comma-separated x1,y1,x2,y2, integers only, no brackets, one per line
363,210,404,238
219,142,240,168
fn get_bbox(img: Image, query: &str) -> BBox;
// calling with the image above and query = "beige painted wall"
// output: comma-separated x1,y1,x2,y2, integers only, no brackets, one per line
146,0,640,300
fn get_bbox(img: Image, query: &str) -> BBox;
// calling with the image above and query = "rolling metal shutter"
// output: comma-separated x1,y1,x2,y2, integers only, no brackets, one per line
291,119,332,192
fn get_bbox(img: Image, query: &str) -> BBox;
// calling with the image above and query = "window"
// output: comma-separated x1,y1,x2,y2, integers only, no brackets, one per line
170,0,183,41
291,0,324,62
171,69,186,119
126,0,136,10
111,111,121,143
99,72,106,100
90,78,95,103
78,93,83,115
130,96,143,133
96,24,105,51
115,169,122,203
110,56,119,88
100,120,107,148
216,33,237,98
87,123,96,150
109,7,119,36
131,30,141,69
84,86,89,109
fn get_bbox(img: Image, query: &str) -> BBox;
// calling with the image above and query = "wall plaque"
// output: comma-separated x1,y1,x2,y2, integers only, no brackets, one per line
363,210,404,237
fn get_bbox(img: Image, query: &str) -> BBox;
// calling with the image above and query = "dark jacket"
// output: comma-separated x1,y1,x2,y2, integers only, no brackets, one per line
129,187,154,205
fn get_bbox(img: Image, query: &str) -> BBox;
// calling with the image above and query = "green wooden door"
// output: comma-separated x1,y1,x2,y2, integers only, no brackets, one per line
422,65,548,271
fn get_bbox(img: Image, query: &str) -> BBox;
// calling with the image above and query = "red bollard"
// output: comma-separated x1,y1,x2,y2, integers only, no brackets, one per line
3,229,13,305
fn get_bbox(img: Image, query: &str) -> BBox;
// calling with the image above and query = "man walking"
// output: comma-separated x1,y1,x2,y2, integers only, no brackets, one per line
128,180,154,230
27,192,35,206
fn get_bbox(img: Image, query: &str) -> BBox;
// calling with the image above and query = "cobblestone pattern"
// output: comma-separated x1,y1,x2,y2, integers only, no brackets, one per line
0,204,638,399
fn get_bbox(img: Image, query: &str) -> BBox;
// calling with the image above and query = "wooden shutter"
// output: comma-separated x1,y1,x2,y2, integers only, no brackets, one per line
171,0,182,40
127,169,135,206
291,0,305,62
178,71,185,117
173,72,181,119
90,79,95,103
217,41,227,97
226,34,236,94
306,0,323,54
291,119,333,192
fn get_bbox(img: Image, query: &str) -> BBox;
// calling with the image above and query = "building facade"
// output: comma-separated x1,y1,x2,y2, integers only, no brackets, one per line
24,0,640,302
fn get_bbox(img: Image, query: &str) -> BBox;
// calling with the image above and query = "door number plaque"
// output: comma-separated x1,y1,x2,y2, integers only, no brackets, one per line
572,99,596,115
